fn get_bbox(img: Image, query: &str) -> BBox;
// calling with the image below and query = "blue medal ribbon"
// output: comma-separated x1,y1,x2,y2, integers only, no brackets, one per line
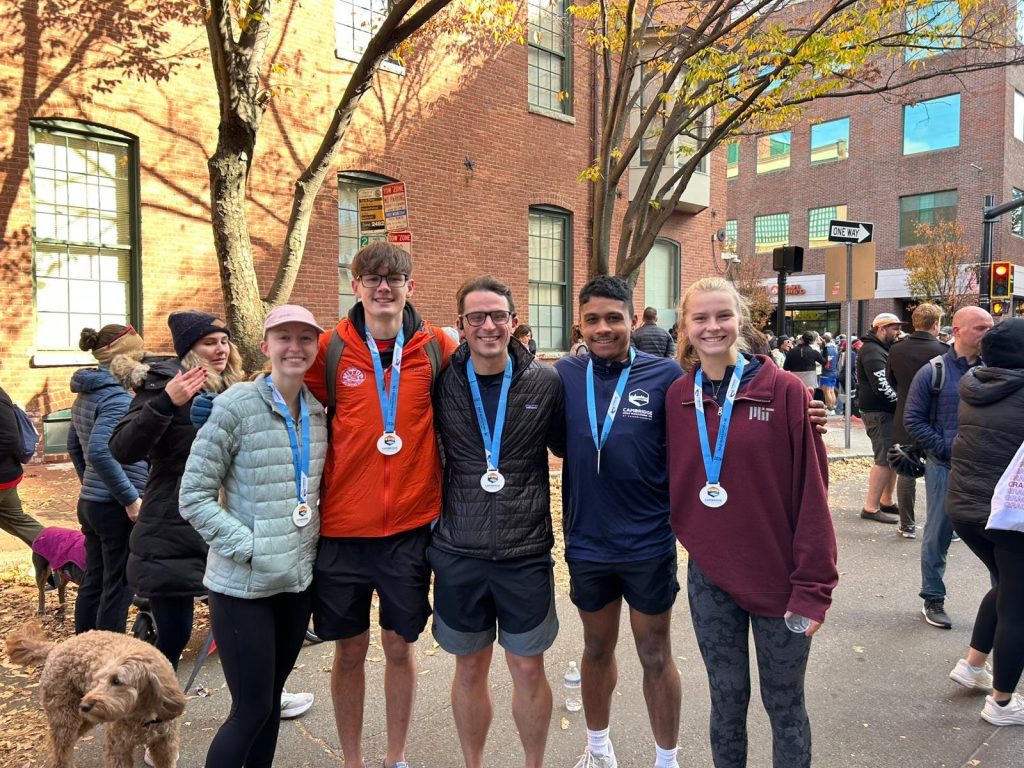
586,348,635,473
267,378,311,505
366,327,405,435
693,355,746,488
466,356,513,472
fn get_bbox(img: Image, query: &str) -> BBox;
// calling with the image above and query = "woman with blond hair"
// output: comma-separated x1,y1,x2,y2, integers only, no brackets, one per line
110,311,244,671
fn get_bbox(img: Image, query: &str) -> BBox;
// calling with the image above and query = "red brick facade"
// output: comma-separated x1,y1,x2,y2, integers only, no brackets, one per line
0,3,722,446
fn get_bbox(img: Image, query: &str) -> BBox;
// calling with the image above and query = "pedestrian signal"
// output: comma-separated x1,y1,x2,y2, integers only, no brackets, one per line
992,300,1008,317
991,262,1013,298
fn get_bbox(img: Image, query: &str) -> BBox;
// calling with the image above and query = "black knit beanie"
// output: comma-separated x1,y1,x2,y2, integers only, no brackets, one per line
981,317,1024,370
167,311,231,359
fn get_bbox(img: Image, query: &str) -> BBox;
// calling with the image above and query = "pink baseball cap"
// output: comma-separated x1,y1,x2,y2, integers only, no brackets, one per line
263,305,324,335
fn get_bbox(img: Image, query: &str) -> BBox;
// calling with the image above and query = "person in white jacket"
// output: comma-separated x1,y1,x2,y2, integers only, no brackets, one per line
180,305,328,768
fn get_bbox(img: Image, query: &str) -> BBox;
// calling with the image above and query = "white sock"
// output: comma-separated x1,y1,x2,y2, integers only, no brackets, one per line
654,745,679,768
587,727,611,756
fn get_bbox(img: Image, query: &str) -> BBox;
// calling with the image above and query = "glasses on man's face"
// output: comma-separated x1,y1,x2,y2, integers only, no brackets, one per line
357,273,408,288
461,310,514,327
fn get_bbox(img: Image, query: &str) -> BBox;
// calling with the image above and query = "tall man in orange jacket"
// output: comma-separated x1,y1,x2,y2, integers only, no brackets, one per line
305,241,457,768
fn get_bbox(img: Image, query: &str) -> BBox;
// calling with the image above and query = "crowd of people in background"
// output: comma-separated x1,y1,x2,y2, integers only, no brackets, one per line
1,246,1023,767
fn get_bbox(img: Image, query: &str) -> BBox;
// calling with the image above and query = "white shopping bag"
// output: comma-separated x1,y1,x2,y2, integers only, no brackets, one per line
987,438,1024,533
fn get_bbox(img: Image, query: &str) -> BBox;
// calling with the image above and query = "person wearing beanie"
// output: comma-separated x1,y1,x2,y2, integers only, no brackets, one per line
68,324,149,634
947,316,1024,725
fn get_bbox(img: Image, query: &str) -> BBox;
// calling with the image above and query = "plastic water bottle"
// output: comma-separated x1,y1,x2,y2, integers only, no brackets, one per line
785,613,812,634
564,661,582,712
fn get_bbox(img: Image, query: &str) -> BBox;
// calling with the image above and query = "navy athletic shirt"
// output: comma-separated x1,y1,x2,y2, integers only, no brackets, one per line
555,350,683,563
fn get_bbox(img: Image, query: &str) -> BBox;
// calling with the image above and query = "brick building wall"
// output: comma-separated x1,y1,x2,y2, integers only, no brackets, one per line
0,2,720,444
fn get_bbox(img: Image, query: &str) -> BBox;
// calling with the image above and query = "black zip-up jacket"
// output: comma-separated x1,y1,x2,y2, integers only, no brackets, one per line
109,358,208,598
432,340,565,560
947,366,1024,525
886,331,948,445
856,330,898,413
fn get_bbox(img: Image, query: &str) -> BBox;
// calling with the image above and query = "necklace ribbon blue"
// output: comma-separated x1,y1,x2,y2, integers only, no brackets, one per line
693,355,746,487
466,356,513,472
586,348,635,473
365,327,405,435
267,377,311,505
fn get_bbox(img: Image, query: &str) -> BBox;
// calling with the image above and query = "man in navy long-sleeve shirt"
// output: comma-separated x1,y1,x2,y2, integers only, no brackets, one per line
904,306,992,630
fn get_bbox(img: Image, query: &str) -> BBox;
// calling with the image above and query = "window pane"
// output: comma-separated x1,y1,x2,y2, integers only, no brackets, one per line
1016,91,1024,142
756,132,790,173
808,204,848,248
754,213,790,252
899,190,958,247
528,0,571,113
903,94,960,155
905,0,962,62
643,240,679,327
726,143,739,178
528,208,570,351
810,118,849,163
1012,188,1023,236
724,220,738,252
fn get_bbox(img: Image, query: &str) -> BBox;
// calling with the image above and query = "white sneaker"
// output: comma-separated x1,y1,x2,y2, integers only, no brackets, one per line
981,693,1024,726
280,689,314,719
949,659,993,690
144,747,178,767
572,744,618,768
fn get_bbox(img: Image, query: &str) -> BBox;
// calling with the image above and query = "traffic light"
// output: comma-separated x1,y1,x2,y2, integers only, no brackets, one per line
991,262,1013,298
992,300,1008,317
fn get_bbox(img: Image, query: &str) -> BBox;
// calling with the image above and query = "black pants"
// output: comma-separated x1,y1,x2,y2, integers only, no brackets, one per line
953,521,1024,694
74,498,133,634
688,560,813,768
150,595,195,670
205,588,312,768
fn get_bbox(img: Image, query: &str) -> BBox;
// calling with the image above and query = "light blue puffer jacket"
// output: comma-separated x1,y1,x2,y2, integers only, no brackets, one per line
179,375,327,599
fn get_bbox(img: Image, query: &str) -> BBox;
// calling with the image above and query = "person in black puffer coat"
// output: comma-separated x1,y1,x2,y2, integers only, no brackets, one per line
110,311,244,669
946,318,1024,725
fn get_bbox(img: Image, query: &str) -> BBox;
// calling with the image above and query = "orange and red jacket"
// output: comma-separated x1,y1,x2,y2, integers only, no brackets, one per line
305,308,456,538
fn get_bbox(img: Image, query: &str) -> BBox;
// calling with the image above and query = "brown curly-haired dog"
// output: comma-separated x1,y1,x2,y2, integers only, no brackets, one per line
5,622,185,768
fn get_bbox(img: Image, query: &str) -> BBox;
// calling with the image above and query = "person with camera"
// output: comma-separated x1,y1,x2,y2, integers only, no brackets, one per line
903,306,992,630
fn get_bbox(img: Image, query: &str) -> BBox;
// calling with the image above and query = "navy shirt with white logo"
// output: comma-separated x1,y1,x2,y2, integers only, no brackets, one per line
555,350,683,563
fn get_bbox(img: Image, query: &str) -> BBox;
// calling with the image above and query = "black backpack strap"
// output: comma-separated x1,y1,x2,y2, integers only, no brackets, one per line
927,354,945,422
325,329,345,432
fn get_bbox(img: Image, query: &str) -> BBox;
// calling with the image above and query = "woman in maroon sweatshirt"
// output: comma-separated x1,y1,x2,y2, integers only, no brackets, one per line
666,277,837,768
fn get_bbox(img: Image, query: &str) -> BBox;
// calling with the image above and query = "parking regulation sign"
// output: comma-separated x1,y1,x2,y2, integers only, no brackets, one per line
828,219,873,244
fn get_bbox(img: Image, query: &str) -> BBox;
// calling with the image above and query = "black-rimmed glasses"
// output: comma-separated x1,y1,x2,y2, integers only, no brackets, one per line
461,310,514,327
357,273,409,288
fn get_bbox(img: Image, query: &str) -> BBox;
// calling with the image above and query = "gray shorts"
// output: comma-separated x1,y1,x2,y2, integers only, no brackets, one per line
862,410,894,466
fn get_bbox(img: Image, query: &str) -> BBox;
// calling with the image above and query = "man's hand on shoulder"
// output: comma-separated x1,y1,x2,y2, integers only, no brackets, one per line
808,399,828,434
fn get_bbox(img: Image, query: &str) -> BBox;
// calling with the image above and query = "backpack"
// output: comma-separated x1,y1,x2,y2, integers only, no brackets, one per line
324,327,443,433
13,404,39,463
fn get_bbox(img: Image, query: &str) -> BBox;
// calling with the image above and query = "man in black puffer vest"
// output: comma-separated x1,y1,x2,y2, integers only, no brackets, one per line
885,302,948,538
431,275,566,768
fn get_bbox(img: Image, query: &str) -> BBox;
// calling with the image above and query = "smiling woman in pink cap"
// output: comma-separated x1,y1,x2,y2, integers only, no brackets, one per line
180,305,329,768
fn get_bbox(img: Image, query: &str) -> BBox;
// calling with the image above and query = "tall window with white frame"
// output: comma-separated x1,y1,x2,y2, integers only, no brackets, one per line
1011,188,1023,237
643,239,680,329
338,171,396,316
528,0,572,115
30,121,138,352
528,206,571,351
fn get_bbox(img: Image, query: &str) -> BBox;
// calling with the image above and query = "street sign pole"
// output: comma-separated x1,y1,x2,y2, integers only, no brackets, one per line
844,242,853,449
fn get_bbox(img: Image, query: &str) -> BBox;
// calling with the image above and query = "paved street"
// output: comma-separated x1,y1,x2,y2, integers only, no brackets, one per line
3,416,1022,766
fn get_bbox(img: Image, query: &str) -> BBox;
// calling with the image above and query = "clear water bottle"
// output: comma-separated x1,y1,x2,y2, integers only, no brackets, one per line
564,661,582,712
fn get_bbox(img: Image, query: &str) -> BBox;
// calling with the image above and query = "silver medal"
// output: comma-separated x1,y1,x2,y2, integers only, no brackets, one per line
699,483,728,508
377,432,403,455
292,502,311,528
480,470,506,493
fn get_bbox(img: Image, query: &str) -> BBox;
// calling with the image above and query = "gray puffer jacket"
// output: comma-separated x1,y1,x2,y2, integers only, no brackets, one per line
179,375,327,599
432,341,565,559
947,367,1024,525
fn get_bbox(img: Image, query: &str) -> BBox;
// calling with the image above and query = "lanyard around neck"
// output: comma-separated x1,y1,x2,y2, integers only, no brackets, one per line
693,355,745,486
586,348,635,462
365,327,405,434
465,356,513,472
267,378,311,504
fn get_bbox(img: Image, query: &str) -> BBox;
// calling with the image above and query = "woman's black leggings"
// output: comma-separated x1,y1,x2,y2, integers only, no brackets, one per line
952,521,1024,694
205,589,312,768
149,595,195,671
688,560,813,768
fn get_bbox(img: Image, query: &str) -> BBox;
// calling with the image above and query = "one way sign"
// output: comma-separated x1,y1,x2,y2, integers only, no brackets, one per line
828,219,874,244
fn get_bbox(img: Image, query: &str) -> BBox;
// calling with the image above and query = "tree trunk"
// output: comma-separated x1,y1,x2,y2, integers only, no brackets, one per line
208,127,266,372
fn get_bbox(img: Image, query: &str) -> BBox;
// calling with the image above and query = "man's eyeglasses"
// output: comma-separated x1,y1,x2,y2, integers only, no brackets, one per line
357,273,409,288
461,310,514,327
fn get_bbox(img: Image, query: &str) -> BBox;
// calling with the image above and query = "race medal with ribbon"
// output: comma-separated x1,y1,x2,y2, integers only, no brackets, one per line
292,503,311,527
367,327,405,456
267,378,312,529
467,356,513,494
694,356,745,509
